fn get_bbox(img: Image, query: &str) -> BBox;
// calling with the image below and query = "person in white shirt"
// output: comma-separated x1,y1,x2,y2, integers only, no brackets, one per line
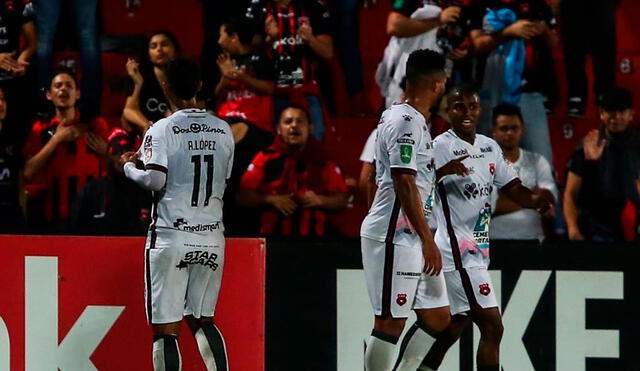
417,85,552,371
490,103,557,241
360,49,450,371
358,127,377,208
121,58,235,371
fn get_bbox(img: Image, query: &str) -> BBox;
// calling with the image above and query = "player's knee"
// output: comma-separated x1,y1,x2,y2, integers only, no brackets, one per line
416,307,451,333
373,316,406,339
478,317,503,343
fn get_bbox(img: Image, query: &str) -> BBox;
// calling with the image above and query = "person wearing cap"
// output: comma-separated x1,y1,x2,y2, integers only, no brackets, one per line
69,128,151,236
564,87,640,241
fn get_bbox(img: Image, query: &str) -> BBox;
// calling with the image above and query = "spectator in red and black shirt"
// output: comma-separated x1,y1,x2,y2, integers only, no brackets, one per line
246,0,333,141
237,104,348,236
70,128,151,236
215,17,276,235
23,67,110,227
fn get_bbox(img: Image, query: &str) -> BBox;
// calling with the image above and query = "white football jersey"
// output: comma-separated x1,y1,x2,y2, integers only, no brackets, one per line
360,103,436,246
140,109,235,241
432,130,519,271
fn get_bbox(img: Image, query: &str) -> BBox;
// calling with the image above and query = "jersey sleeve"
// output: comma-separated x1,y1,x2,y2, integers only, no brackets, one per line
567,147,586,177
383,116,422,174
493,144,519,189
141,122,168,173
535,153,559,201
433,135,453,173
391,0,418,17
239,152,267,190
226,131,235,180
359,128,377,163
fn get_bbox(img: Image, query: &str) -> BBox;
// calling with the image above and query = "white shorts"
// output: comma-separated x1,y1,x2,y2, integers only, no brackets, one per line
361,237,448,318
443,266,497,315
144,231,225,324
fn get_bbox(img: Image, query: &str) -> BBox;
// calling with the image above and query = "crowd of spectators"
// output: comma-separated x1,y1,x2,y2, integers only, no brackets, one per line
0,0,637,242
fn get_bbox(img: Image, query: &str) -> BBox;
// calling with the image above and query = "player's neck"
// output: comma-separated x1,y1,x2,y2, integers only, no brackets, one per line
55,107,76,124
171,99,199,112
404,96,433,121
452,128,475,145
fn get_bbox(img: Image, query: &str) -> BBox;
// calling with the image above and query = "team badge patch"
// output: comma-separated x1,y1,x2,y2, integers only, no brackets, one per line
396,293,408,306
489,162,495,175
400,145,412,164
479,283,491,296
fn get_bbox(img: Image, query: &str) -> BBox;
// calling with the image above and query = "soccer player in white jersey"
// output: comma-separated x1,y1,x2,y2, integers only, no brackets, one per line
360,49,451,371
417,85,552,371
121,58,235,371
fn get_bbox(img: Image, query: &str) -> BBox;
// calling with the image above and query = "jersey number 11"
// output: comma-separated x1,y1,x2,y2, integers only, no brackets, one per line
190,154,214,207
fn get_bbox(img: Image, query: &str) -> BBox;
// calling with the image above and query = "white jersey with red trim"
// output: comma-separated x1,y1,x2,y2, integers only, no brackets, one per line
432,130,519,271
139,108,235,243
360,103,436,246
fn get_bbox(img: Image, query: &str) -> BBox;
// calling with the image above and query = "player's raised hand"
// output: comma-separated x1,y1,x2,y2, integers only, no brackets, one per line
583,129,606,161
422,240,442,276
267,194,298,216
436,154,470,180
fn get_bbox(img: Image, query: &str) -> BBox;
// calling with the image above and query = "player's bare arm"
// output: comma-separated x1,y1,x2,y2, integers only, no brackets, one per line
392,170,442,275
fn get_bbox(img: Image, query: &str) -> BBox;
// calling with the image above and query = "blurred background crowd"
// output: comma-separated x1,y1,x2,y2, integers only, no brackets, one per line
0,0,638,243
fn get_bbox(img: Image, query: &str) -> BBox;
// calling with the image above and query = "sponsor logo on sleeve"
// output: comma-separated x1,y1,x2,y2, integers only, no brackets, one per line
400,145,413,164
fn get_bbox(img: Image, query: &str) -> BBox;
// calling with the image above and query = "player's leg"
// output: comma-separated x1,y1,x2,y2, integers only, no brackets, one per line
465,267,502,370
361,238,422,371
469,307,503,370
184,235,227,371
419,314,471,371
185,315,228,371
145,246,189,371
152,322,183,371
391,271,451,371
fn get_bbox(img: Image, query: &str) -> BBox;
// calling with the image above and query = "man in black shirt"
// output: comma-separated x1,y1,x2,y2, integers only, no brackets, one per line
0,87,24,232
564,88,640,242
0,0,35,144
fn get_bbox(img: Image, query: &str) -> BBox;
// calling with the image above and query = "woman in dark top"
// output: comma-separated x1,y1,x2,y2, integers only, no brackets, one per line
122,31,181,133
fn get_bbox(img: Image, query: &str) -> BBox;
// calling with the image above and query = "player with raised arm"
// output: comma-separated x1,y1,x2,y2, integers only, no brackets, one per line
121,58,235,371
360,49,451,371
417,85,552,371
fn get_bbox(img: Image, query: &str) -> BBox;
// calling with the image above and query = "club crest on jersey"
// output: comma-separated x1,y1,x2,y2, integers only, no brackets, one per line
489,163,495,175
479,283,491,296
396,293,408,306
143,135,153,161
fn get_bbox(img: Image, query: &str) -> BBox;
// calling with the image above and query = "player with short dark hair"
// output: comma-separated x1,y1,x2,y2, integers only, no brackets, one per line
417,85,552,371
360,49,451,371
121,57,235,371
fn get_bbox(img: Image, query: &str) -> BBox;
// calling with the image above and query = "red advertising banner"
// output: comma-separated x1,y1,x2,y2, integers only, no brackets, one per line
0,235,265,371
